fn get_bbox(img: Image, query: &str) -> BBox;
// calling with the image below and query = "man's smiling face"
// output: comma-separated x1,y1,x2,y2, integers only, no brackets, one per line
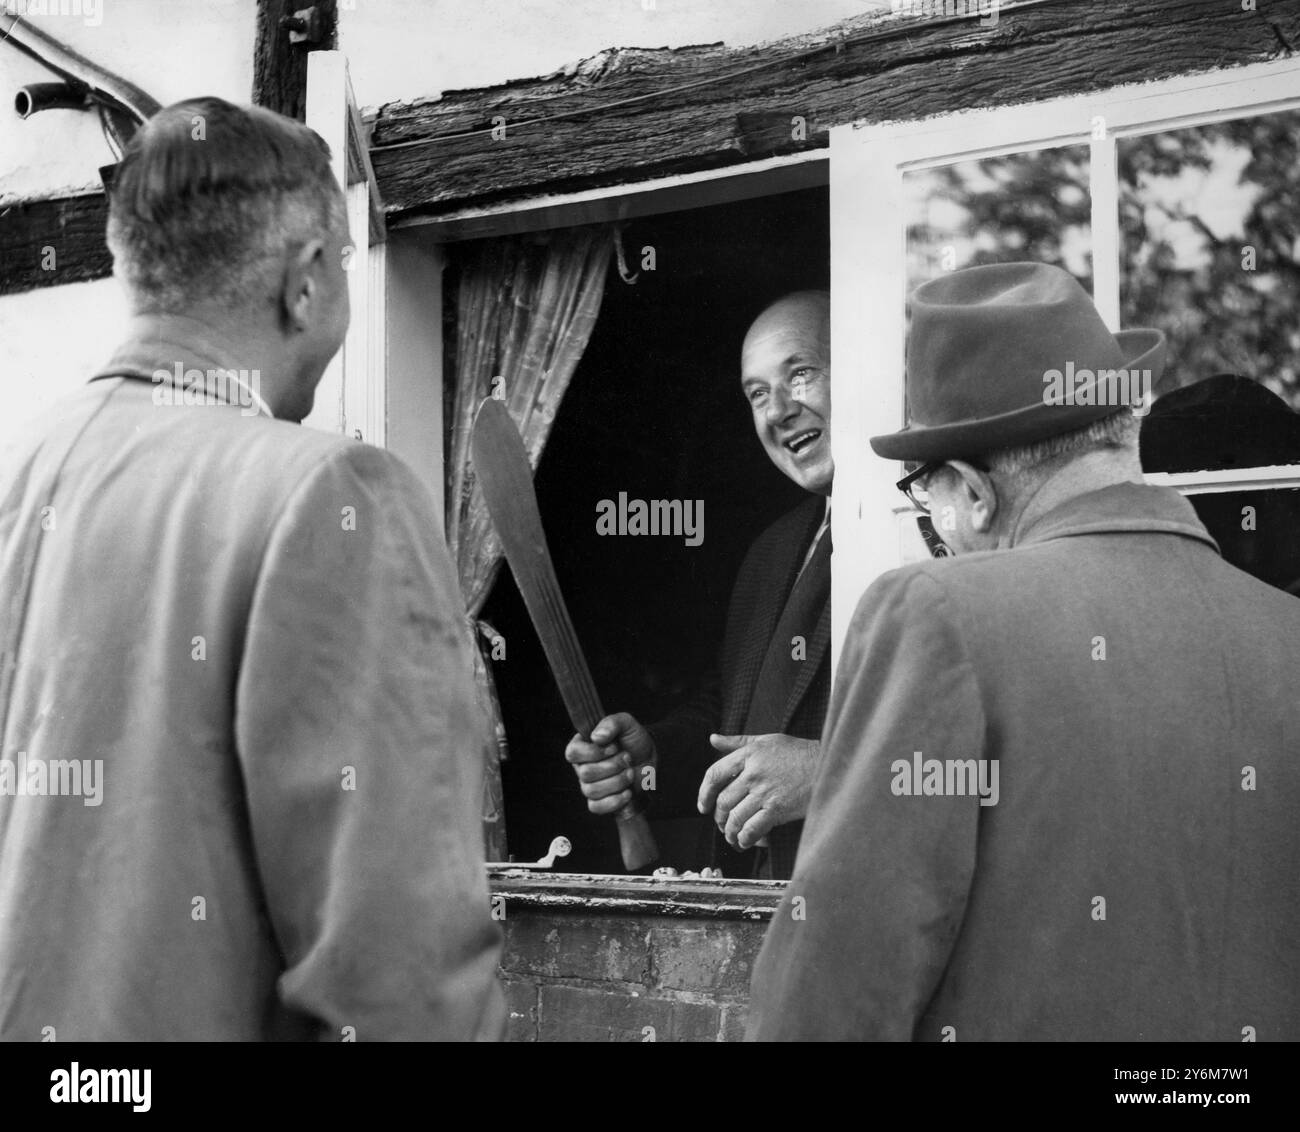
740,294,833,496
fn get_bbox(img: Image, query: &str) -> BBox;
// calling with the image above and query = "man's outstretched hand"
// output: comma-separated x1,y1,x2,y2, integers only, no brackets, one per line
565,712,657,816
698,733,820,851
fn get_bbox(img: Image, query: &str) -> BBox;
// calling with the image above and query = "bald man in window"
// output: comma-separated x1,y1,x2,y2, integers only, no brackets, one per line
566,292,833,879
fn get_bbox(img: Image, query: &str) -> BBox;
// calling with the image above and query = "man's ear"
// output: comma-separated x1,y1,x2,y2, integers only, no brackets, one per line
948,459,998,534
282,237,327,332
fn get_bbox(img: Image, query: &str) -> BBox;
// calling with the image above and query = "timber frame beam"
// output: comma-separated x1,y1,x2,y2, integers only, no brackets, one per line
253,0,340,121
0,193,109,294
371,0,1299,226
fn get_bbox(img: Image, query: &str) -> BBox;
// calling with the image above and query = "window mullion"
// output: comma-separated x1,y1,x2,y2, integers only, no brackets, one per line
1145,467,1300,495
1089,127,1121,332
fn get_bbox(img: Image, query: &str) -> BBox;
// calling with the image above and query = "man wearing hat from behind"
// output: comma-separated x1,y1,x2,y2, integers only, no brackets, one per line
746,262,1300,1041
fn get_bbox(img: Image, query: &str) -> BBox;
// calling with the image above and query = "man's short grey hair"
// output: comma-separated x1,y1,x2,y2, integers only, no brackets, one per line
106,97,347,314
984,410,1140,478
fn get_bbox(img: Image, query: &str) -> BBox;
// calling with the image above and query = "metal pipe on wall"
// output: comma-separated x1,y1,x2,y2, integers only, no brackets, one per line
1,11,161,125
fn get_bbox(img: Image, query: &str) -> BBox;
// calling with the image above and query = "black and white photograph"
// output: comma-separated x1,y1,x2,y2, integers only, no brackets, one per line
1,0,1297,1109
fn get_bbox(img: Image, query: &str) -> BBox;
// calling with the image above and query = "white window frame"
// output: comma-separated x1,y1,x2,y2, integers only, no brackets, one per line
304,51,387,445
828,56,1300,668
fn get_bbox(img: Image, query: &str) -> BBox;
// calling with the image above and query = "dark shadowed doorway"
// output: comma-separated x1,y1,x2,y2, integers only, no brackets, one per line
479,185,829,873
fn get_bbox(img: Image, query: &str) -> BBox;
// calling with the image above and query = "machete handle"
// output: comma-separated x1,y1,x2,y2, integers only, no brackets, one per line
614,798,659,871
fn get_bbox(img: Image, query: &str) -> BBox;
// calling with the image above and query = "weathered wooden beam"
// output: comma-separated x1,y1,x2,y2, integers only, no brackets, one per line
252,0,339,120
371,0,1300,221
0,193,110,295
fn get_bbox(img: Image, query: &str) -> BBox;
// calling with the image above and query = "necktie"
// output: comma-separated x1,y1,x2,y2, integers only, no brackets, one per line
743,520,832,736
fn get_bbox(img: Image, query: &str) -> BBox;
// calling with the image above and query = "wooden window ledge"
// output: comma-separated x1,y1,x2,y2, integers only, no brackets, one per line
487,869,786,921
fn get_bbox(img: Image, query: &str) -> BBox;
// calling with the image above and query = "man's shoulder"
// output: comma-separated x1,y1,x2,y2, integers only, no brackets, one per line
862,550,1003,602
218,415,372,480
183,414,434,522
860,526,1300,639
13,381,431,523
847,548,1049,642
112,377,412,482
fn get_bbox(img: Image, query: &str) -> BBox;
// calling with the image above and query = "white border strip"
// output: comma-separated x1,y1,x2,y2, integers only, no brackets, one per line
1145,466,1300,495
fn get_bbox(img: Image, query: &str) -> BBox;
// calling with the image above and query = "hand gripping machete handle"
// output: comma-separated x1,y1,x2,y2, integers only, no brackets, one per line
471,397,659,871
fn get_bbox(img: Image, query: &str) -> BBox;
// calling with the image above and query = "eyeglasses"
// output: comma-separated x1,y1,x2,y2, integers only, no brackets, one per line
897,458,989,513
896,461,945,513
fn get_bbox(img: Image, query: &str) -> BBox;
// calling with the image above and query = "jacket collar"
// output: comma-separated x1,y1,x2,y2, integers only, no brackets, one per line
91,333,275,420
1014,481,1220,554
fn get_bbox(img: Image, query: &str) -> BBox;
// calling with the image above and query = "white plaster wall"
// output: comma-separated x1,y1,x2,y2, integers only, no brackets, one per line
0,275,126,449
340,0,879,108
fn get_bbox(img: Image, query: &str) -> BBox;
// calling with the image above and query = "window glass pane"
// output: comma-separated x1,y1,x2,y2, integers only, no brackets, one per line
1180,488,1300,597
1139,373,1300,474
904,144,1093,295
1119,110,1300,449
901,145,1092,432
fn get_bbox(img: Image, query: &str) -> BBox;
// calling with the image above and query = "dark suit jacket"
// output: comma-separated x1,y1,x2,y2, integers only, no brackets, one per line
649,495,832,878
749,483,1300,1040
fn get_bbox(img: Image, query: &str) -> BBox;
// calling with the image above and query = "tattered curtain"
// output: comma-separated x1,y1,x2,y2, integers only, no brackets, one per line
446,225,613,860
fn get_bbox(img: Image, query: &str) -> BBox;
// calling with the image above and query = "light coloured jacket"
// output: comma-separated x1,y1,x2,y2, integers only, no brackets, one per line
0,343,504,1040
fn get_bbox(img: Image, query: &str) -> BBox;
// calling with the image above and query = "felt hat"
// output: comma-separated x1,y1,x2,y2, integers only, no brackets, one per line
871,262,1165,461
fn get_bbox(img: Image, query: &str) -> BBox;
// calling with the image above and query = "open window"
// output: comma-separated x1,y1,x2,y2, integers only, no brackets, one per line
829,56,1300,661
467,186,830,872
